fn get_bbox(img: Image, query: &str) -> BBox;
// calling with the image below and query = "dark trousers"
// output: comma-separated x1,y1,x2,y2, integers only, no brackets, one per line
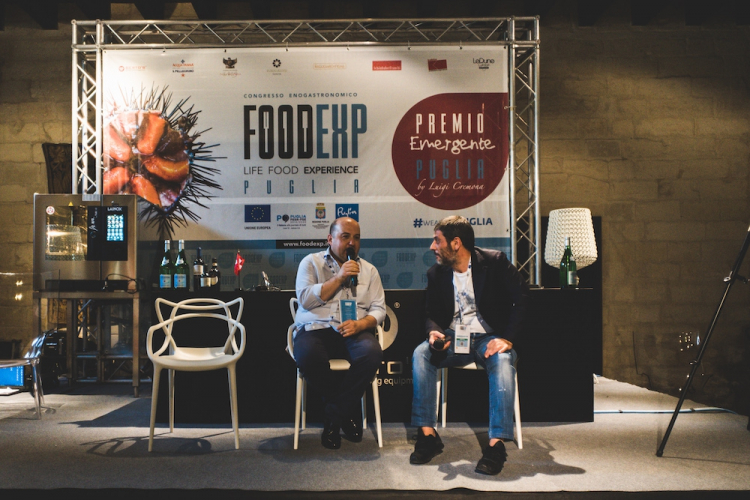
293,327,382,423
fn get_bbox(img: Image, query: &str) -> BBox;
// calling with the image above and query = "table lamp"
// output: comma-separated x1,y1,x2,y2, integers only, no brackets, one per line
544,208,598,279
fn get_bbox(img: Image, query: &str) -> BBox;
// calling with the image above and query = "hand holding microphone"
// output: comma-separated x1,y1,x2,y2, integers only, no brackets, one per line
345,247,358,288
430,330,449,351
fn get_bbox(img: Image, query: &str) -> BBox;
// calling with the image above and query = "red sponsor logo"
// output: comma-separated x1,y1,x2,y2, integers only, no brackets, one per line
373,60,402,71
428,59,447,71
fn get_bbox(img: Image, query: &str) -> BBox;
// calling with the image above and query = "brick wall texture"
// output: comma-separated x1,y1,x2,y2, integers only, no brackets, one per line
1,2,749,413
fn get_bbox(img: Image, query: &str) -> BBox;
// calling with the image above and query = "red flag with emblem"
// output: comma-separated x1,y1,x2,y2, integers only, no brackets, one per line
234,251,245,276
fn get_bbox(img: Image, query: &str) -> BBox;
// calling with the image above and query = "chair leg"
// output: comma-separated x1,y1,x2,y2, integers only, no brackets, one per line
31,364,42,420
514,372,523,450
228,366,240,450
149,367,161,452
362,394,368,430
293,371,303,450
371,379,383,447
435,368,442,425
168,369,175,433
440,368,448,428
301,377,307,430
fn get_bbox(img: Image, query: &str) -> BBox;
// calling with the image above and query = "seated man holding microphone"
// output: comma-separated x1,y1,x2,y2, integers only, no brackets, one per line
410,215,528,475
293,216,386,449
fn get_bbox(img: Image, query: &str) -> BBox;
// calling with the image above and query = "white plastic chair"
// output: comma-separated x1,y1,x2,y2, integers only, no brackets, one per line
146,297,246,452
438,362,523,449
0,333,46,419
286,297,383,449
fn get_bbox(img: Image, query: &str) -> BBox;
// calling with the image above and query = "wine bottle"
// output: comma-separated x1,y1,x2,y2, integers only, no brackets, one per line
559,236,578,288
209,257,221,290
174,240,188,289
193,247,205,291
158,239,174,289
200,254,211,289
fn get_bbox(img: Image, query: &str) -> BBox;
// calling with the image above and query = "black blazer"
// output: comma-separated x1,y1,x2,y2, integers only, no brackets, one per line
425,247,529,344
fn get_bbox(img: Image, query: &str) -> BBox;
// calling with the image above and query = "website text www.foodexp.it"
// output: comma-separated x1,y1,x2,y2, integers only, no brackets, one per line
277,239,328,249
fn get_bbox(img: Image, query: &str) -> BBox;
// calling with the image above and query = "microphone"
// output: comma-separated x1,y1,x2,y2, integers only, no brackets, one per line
432,337,445,350
345,247,358,288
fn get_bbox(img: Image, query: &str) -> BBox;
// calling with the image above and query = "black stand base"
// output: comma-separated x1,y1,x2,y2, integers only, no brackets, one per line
657,224,750,456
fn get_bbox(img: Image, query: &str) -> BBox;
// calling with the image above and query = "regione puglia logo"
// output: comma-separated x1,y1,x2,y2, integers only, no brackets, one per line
391,93,509,210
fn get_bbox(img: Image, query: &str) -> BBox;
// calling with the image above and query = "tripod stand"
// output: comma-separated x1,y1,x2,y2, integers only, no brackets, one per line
657,224,750,457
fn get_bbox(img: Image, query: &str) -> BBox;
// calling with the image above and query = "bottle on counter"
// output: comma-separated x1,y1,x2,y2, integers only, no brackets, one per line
158,239,174,289
174,239,189,289
200,255,212,289
559,236,578,289
193,247,205,291
208,257,221,290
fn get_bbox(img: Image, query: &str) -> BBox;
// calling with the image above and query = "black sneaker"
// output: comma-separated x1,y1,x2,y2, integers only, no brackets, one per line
409,428,444,464
475,440,507,475
321,419,341,450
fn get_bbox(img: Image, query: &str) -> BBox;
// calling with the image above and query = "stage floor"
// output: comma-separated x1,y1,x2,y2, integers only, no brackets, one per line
0,377,748,496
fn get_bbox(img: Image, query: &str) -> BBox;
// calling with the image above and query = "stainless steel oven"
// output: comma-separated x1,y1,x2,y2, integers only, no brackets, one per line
33,194,138,291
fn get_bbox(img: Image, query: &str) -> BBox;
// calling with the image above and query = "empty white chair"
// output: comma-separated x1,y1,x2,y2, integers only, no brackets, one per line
438,362,523,449
286,297,383,449
146,297,245,452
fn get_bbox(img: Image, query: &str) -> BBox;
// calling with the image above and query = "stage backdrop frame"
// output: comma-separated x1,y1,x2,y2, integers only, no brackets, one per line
71,18,541,284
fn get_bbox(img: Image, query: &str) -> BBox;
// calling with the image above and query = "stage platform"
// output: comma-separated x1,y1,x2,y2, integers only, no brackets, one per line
1,377,748,499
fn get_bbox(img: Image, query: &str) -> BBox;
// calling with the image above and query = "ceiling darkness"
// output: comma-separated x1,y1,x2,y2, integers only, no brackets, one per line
3,1,750,30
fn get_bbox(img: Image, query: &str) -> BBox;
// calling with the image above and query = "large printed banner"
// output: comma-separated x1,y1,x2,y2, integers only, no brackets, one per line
103,46,510,289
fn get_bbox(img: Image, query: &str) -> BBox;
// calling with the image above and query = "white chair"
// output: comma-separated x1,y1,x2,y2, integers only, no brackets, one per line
0,333,46,419
286,297,383,449
146,297,246,452
438,362,523,449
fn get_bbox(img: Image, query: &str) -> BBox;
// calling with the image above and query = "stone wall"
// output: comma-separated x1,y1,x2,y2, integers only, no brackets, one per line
540,4,750,413
1,2,749,413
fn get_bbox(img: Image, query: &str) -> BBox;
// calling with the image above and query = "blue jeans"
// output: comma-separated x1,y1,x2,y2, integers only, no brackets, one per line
411,330,517,440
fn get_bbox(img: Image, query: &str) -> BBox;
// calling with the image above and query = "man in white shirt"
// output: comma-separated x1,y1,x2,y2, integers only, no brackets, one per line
294,217,386,449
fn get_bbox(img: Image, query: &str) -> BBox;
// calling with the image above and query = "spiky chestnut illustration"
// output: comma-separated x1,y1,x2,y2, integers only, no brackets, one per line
102,86,221,238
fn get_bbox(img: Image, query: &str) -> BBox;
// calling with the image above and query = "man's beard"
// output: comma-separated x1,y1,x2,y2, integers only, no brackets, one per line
436,247,458,267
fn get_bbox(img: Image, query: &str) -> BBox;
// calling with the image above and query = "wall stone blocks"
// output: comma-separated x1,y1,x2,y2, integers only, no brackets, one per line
657,57,729,79
635,201,681,221
0,143,33,163
634,118,694,138
697,117,750,137
657,179,701,201
645,221,706,241
610,180,658,200
585,140,621,158
667,241,702,261
681,199,749,221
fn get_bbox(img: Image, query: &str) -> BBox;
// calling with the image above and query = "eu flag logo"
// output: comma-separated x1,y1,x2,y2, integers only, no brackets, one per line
245,205,271,222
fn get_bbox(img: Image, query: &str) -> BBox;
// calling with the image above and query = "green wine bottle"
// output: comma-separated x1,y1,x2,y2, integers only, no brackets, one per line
559,236,578,288
158,239,174,289
174,239,189,289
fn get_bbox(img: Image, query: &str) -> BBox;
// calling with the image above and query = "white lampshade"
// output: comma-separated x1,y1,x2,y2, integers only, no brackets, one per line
544,208,598,270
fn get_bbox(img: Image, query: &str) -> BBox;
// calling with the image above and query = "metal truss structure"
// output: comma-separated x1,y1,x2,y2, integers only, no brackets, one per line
72,18,541,283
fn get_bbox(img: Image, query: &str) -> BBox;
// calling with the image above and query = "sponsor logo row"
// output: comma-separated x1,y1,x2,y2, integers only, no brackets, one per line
244,203,494,232
118,56,496,76
245,203,359,230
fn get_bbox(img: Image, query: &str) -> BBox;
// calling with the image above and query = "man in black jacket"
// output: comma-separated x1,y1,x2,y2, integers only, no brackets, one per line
410,215,528,475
